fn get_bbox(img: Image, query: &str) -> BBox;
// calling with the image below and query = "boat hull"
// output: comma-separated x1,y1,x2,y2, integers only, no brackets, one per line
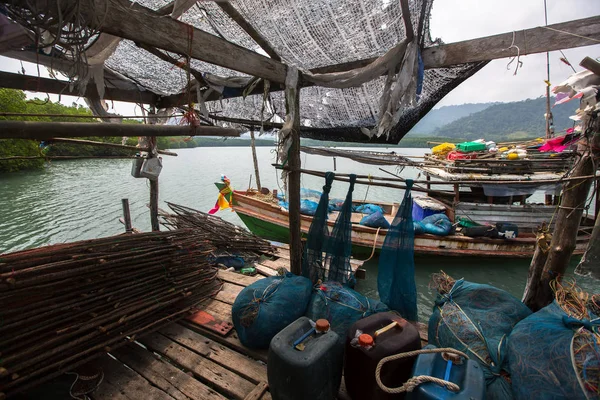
231,191,590,259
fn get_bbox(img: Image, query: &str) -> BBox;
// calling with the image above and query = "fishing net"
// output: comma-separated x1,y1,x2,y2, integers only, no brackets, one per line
302,172,335,284
305,281,389,346
507,280,599,400
232,273,313,349
378,180,418,321
323,174,357,287
428,272,532,400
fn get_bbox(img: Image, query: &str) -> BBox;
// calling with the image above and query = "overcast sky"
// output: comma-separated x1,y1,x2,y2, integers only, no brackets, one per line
429,0,600,107
0,0,598,113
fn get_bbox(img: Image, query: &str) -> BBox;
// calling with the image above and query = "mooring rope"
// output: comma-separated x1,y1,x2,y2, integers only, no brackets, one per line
375,347,469,394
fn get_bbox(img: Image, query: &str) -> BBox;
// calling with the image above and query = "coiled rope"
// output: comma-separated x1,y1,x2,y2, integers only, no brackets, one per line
375,347,469,394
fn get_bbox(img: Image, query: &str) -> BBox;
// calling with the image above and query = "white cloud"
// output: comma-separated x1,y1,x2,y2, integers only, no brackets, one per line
429,0,600,107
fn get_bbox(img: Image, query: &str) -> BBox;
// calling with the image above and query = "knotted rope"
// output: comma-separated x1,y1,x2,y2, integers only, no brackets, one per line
375,347,469,394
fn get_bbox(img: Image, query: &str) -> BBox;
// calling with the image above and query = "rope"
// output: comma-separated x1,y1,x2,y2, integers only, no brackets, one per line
541,26,600,44
358,227,381,263
375,347,468,394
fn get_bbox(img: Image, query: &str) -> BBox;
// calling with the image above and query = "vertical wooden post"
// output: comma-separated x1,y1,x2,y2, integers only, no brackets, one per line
575,210,600,280
149,136,160,232
285,70,302,276
121,198,133,233
523,134,599,310
426,174,431,190
249,127,262,191
453,184,459,204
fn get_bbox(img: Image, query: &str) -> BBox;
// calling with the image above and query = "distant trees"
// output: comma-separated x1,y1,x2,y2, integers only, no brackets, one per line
0,89,137,173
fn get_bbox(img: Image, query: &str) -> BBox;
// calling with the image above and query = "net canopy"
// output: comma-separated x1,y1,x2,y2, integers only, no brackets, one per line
3,0,486,143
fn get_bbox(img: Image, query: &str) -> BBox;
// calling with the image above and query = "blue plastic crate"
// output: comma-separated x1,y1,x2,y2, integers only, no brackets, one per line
412,196,446,222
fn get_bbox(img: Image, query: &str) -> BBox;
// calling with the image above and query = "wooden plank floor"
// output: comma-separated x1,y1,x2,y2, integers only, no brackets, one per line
37,243,426,400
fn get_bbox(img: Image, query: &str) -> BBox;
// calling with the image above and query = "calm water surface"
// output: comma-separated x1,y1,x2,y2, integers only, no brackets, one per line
0,146,596,320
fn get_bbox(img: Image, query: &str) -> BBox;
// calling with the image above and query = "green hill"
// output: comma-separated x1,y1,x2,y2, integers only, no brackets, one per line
431,97,579,141
409,102,495,134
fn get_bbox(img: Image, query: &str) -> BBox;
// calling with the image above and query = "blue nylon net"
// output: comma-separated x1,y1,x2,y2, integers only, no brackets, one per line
507,301,599,400
377,180,418,321
232,273,313,349
302,172,335,284
323,174,357,286
428,277,532,400
305,281,389,346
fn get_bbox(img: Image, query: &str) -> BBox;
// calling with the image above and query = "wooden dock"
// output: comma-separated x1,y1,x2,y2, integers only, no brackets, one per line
27,243,426,400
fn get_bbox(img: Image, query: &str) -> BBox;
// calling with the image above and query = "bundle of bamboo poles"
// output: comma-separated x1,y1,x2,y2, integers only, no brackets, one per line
160,201,276,257
0,230,222,398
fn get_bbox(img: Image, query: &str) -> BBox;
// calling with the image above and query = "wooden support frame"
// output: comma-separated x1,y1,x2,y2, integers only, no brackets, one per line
0,71,158,105
20,0,288,83
216,2,282,61
0,121,241,140
4,13,598,108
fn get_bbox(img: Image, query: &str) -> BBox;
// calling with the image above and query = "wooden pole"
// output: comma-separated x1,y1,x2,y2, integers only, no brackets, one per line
121,199,133,234
149,137,160,232
285,71,302,276
249,127,262,191
523,122,600,310
575,209,600,280
0,121,241,140
43,137,177,156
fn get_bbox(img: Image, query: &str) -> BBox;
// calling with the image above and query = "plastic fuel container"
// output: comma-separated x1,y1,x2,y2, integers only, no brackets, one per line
344,312,422,399
406,345,485,400
268,317,343,400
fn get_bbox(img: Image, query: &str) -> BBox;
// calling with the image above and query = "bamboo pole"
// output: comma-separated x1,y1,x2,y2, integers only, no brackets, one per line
274,164,599,186
0,121,241,140
122,199,133,233
250,127,262,191
45,137,178,156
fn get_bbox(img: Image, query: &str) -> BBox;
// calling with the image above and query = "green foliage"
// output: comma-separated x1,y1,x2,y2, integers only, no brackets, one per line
0,89,43,172
0,89,138,172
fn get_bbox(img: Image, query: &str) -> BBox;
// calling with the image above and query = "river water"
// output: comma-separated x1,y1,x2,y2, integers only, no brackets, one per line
0,146,595,320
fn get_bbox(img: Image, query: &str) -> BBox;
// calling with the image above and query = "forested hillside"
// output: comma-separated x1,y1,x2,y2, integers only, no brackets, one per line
409,102,494,134
431,97,579,140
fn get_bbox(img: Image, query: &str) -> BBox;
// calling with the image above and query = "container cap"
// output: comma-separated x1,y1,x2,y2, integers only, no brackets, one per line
315,319,330,332
358,333,374,347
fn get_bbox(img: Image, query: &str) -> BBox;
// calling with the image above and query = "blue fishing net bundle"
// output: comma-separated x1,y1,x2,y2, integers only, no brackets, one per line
323,174,356,286
507,293,599,400
428,274,532,400
378,180,418,321
302,172,356,287
305,281,389,345
232,273,312,349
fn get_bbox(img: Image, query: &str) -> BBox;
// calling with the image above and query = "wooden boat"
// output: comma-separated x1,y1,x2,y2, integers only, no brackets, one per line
227,189,592,258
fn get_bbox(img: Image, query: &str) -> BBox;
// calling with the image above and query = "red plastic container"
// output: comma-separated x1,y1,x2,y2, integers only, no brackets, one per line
447,151,477,161
344,312,422,399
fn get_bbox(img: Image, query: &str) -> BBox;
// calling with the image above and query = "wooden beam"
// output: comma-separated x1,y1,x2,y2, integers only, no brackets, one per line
0,71,158,104
422,16,600,69
0,121,241,140
45,137,178,156
20,0,288,83
161,13,600,106
580,56,600,76
216,2,281,61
